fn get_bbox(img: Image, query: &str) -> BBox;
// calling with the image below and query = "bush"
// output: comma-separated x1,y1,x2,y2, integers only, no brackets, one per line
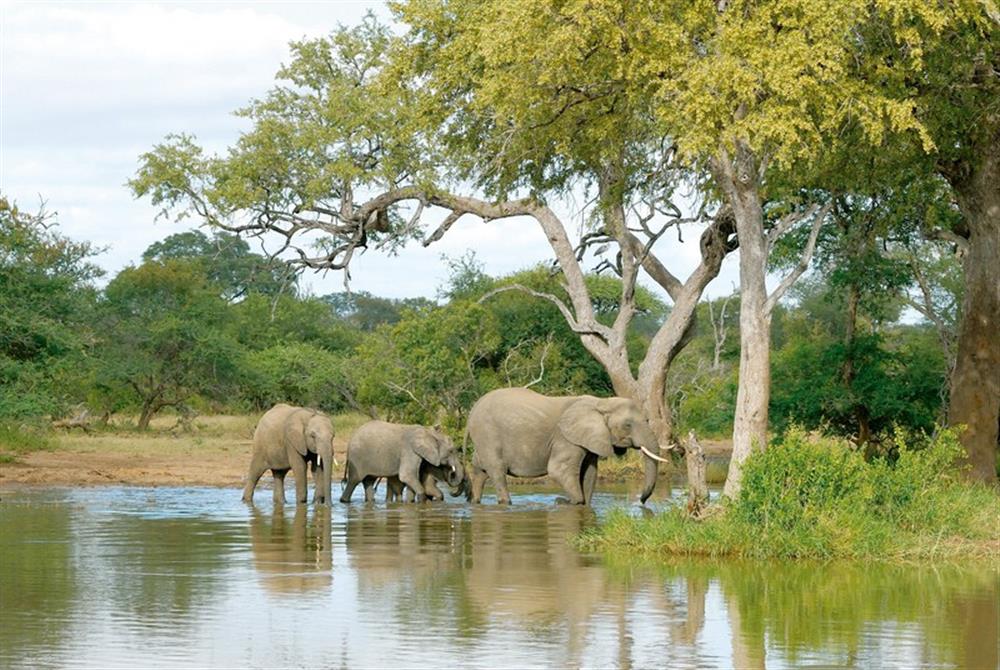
582,427,998,560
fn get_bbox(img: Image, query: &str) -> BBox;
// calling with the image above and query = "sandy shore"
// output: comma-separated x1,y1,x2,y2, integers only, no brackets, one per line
0,414,732,488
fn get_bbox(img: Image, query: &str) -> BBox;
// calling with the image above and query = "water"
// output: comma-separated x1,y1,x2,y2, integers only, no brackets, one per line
1,486,996,669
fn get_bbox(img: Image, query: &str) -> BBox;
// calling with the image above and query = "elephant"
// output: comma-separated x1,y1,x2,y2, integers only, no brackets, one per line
340,420,465,503
384,460,465,502
465,388,670,505
242,403,335,505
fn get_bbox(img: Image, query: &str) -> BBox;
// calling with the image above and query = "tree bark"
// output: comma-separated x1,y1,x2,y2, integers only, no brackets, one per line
717,162,772,500
945,140,1000,483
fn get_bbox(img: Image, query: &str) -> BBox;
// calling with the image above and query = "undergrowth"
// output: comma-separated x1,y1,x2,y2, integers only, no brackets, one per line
579,427,999,561
0,423,56,462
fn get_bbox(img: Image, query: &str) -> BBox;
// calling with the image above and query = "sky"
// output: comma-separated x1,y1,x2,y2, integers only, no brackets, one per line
0,0,740,302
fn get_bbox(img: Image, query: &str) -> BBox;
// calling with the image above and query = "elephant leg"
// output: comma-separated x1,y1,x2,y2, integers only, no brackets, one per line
581,452,598,506
340,470,362,503
469,464,488,504
403,487,415,503
290,456,308,504
423,473,444,501
548,445,587,505
399,466,426,502
363,476,378,503
272,469,289,505
486,466,512,505
385,476,404,503
242,455,268,502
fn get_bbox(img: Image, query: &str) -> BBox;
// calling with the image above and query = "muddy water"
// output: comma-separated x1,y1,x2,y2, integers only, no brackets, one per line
0,486,996,669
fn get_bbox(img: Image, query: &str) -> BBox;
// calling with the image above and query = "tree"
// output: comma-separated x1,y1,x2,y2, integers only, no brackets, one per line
636,0,976,496
97,260,242,429
353,301,501,430
909,10,1000,481
0,197,102,418
130,7,739,503
143,229,295,302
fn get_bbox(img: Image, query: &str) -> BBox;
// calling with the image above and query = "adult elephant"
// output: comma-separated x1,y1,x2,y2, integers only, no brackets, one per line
466,388,669,505
242,404,335,505
341,421,464,503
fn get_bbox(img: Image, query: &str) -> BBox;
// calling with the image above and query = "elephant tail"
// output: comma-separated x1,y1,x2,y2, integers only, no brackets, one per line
341,456,349,484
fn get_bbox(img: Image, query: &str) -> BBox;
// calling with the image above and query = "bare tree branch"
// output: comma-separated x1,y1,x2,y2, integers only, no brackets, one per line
764,202,831,314
478,284,611,339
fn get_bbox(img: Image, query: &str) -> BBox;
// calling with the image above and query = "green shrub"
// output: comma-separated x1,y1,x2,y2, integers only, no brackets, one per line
581,427,998,561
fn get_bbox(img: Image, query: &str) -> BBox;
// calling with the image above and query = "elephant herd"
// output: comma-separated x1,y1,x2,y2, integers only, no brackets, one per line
242,388,671,507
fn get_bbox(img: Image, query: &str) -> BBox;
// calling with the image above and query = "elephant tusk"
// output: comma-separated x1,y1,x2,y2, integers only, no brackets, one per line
639,444,672,463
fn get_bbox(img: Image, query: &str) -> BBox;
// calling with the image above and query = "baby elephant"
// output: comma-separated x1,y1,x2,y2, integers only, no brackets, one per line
341,421,464,503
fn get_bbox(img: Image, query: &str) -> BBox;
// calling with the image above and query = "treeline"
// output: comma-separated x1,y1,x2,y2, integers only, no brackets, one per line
1,197,953,446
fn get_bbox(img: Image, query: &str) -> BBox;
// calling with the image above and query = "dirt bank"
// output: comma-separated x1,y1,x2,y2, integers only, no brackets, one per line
0,414,732,488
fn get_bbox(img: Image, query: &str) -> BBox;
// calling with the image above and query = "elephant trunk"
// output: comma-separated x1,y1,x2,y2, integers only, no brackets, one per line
317,443,333,505
447,457,466,497
637,424,661,505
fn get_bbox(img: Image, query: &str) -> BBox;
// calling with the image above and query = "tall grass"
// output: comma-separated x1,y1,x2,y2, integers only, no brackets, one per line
0,423,56,462
580,428,999,561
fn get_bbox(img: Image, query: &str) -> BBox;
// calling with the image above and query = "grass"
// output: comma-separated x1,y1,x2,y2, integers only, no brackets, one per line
0,423,57,462
579,427,1000,561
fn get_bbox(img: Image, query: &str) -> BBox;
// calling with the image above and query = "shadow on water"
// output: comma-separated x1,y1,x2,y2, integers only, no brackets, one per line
0,486,996,668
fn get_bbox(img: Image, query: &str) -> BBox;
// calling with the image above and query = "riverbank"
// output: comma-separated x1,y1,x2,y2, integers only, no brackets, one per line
0,414,732,487
579,429,1000,561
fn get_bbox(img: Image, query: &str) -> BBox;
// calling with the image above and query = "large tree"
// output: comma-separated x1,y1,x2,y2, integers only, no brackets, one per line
913,10,1000,481
131,10,741,501
634,0,984,495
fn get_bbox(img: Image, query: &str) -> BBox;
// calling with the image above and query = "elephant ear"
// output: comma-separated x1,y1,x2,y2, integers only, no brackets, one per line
409,429,442,466
283,409,310,457
558,398,613,458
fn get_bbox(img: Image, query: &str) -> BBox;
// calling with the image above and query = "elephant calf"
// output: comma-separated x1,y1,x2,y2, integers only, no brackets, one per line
341,420,465,503
243,404,336,505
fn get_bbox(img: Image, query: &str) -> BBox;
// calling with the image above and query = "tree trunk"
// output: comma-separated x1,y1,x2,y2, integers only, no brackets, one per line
137,401,157,431
724,188,771,499
946,144,1000,483
842,284,872,445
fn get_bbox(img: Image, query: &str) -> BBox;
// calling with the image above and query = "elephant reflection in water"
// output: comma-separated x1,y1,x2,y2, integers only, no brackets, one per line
249,505,332,596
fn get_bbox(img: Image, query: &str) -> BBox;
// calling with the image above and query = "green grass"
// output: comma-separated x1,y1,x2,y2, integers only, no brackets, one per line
580,427,1000,561
0,423,56,461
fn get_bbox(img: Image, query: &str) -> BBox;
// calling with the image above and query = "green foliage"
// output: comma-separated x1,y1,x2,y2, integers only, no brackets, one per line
241,343,351,412
95,260,243,425
353,301,501,431
0,197,102,419
143,229,294,301
583,428,998,560
229,293,360,352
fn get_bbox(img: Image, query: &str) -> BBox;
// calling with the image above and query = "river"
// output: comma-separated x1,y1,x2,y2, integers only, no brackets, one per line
0,486,996,669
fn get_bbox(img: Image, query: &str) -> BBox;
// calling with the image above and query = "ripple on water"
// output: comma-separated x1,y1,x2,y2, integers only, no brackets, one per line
0,485,996,669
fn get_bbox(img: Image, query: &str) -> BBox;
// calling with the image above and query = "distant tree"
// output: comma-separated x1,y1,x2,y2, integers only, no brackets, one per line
353,302,501,431
0,197,102,418
229,293,360,352
143,229,295,302
96,260,242,429
322,291,435,332
242,342,352,412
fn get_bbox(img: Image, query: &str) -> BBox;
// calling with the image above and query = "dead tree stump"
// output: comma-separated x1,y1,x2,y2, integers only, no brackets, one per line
686,429,709,516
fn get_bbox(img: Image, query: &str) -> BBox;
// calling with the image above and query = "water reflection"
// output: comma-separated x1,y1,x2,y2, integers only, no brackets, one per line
0,487,996,669
249,504,332,597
